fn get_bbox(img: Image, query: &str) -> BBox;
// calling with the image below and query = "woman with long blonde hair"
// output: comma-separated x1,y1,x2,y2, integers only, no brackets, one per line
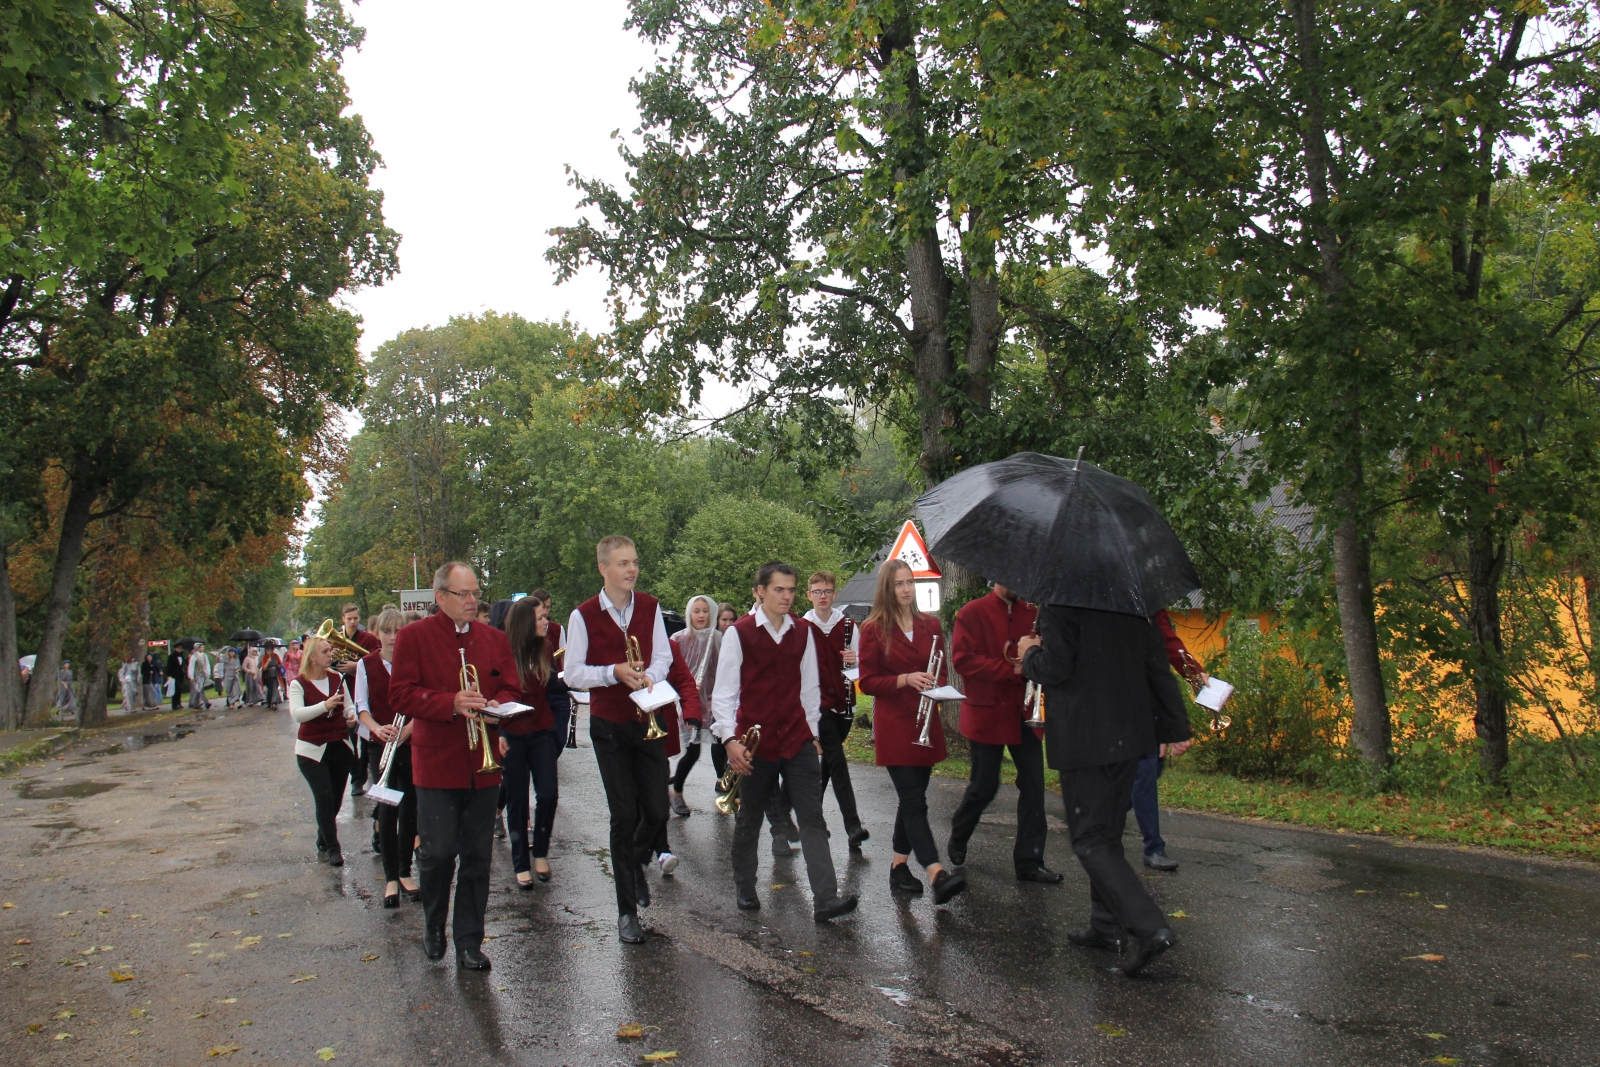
289,634,357,866
857,559,967,904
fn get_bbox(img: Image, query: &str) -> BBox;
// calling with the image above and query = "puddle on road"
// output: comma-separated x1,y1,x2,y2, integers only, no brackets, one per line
15,780,120,800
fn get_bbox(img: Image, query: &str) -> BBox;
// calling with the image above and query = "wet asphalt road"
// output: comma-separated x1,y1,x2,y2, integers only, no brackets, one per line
2,707,1598,1067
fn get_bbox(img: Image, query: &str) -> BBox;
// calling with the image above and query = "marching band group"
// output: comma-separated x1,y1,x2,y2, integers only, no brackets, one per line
287,533,1196,976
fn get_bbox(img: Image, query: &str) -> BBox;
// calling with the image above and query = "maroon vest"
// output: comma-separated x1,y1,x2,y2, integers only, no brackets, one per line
812,616,854,712
733,613,815,761
576,591,659,725
360,651,396,726
295,675,347,746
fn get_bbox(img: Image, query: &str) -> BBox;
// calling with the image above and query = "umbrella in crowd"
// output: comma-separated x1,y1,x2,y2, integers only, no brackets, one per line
915,451,1200,616
231,628,265,643
260,638,286,648
174,636,205,649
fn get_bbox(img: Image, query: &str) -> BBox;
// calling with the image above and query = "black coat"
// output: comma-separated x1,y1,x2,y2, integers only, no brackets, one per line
1022,606,1190,771
165,652,188,694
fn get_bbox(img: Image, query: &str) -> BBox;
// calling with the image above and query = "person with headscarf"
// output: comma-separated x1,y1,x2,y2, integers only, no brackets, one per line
140,653,163,709
222,648,243,708
667,594,724,816
117,655,140,714
56,660,78,718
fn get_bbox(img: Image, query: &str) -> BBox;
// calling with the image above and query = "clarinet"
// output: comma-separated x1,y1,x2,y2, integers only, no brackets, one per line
837,616,857,723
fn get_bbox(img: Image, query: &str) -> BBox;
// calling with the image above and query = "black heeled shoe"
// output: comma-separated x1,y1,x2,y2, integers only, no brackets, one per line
383,891,399,909
533,862,550,883
403,883,423,902
515,873,535,891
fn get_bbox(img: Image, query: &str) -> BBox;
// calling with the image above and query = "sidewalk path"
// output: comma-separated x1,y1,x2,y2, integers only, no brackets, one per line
2,707,1596,1065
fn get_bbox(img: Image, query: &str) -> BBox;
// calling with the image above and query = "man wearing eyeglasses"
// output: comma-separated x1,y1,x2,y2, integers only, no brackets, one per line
390,561,521,972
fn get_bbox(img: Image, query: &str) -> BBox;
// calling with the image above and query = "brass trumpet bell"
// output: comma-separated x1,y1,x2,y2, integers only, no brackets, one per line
315,619,370,663
713,725,762,814
624,635,665,740
459,651,501,774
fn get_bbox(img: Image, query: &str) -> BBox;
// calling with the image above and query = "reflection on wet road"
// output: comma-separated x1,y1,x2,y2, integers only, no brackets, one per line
1,707,1596,1065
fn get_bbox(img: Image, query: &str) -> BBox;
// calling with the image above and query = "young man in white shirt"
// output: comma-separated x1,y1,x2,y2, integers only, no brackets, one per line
713,561,857,922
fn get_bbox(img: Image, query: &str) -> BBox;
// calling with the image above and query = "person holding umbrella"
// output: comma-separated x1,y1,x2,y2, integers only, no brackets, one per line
166,645,188,710
918,452,1199,974
857,559,967,905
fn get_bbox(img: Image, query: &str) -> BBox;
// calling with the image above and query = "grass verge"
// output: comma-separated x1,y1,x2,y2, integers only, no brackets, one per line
840,717,1600,861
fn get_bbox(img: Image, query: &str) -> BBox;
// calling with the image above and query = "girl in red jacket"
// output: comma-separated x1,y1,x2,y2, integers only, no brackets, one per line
858,560,968,905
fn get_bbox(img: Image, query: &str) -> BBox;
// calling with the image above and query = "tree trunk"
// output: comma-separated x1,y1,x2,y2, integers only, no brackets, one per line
78,546,118,727
23,483,96,727
1467,526,1510,787
907,227,955,479
963,241,1002,413
1332,497,1390,774
0,540,22,730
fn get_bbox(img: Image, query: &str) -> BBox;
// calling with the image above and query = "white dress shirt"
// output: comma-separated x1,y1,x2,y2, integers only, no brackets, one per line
353,657,393,715
710,611,821,743
563,589,672,691
801,606,861,652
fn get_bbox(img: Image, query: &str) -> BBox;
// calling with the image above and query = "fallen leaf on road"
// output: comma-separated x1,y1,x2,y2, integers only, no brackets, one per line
238,1020,252,1026
2,903,13,908
616,1022,658,1039
149,849,164,855
56,911,73,916
218,999,237,1004
277,933,292,938
1424,1032,1447,1040
798,950,813,956
243,893,258,899
1353,890,1370,895
1095,1023,1127,1037
129,1008,146,1018
290,974,317,984
1167,910,1189,919
127,1029,141,1036
1431,1058,1460,1065
1575,954,1592,959
235,936,261,948
316,1047,337,1061
206,1044,240,1057
54,1033,70,1041
110,970,134,981
360,954,379,962
54,1010,75,1020
128,914,141,918
1433,904,1448,910
15,938,30,945
27,1023,42,1033
1405,954,1446,962
98,909,110,915
248,909,258,916
640,1053,678,1062
191,1012,208,1019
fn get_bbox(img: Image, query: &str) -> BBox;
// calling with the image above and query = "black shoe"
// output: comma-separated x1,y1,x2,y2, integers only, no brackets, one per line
535,866,550,883
350,784,367,798
403,882,423,902
618,914,649,944
814,894,859,922
931,868,968,905
635,868,651,909
1144,850,1179,872
771,837,795,857
423,929,446,961
889,863,923,895
316,847,329,864
1068,927,1127,953
326,846,344,868
847,826,870,849
372,830,381,855
383,892,399,909
669,790,691,817
493,815,506,840
515,873,536,891
736,891,761,911
1119,928,1176,976
947,840,966,866
1016,866,1065,884
456,945,491,971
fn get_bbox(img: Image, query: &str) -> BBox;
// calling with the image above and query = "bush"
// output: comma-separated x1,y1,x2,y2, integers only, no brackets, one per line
1192,618,1344,780
657,496,840,615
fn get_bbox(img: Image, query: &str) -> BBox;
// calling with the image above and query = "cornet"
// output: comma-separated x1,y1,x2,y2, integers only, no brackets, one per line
459,649,501,774
913,647,943,748
714,725,762,814
368,714,407,806
627,635,666,741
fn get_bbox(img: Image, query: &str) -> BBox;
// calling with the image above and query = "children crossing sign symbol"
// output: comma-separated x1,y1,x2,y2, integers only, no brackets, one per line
889,521,942,579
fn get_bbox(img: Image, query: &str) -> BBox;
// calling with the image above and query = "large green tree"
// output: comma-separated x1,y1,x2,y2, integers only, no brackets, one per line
0,1,397,727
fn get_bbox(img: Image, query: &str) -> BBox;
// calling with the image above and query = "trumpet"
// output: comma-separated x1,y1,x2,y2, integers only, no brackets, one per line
368,714,407,805
714,725,762,814
1023,680,1045,728
459,649,501,774
913,647,943,748
627,635,666,741
315,619,370,663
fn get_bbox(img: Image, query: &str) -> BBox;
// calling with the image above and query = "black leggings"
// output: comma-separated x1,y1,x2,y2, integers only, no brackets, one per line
671,737,727,792
297,743,355,851
375,745,417,882
886,764,940,869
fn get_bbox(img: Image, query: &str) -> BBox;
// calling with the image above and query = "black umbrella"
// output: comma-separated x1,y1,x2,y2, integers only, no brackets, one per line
230,628,264,643
259,638,286,648
915,452,1201,615
174,636,205,649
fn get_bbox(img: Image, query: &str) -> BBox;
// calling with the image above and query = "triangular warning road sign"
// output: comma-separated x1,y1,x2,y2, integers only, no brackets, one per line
889,520,942,579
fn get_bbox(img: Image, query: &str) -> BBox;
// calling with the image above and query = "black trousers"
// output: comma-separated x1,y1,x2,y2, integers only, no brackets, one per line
765,711,859,836
1061,760,1167,940
416,785,497,949
348,731,375,788
670,735,727,791
733,745,838,905
590,716,669,916
502,728,560,872
375,745,417,883
297,743,355,852
948,729,1049,872
886,764,941,868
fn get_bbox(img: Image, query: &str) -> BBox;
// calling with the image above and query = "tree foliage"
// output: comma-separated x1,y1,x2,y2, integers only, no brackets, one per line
657,495,840,614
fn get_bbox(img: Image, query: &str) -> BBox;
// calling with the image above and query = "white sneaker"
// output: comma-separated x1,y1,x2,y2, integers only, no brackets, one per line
658,852,679,876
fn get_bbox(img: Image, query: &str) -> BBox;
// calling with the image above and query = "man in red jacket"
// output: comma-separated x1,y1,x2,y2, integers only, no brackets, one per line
389,561,520,972
946,584,1063,883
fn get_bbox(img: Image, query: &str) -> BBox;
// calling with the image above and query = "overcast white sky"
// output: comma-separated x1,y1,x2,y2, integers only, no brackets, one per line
338,0,657,354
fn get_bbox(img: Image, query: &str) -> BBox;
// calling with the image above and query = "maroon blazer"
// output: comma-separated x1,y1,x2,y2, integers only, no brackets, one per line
389,611,520,790
500,655,555,737
951,591,1038,747
858,614,948,766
